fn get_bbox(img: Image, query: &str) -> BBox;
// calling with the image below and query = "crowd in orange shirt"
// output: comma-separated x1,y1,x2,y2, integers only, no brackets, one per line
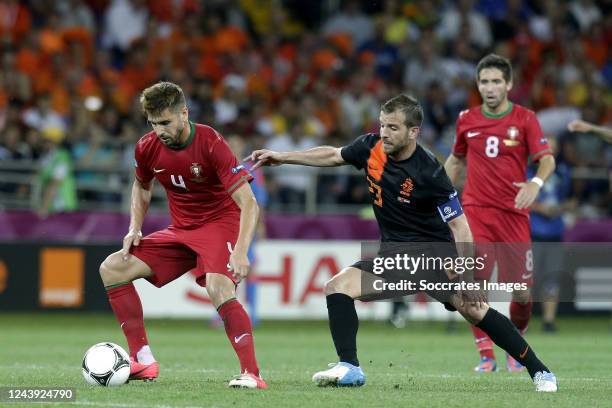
0,0,610,212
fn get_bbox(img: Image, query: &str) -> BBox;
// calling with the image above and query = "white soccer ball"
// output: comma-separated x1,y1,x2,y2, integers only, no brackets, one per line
82,342,131,386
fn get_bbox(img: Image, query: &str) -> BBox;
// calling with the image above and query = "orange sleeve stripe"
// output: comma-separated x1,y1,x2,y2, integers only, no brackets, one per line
366,140,387,181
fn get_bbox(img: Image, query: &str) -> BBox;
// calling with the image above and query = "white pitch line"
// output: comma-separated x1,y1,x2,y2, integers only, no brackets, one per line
409,373,611,383
77,402,208,408
2,364,610,386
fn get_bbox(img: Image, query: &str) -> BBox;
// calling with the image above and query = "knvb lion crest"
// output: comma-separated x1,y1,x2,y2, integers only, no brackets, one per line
189,162,206,183
400,177,414,197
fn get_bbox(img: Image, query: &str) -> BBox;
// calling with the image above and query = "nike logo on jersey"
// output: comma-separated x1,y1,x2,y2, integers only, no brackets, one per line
522,273,533,280
234,333,250,343
153,168,165,173
467,131,480,138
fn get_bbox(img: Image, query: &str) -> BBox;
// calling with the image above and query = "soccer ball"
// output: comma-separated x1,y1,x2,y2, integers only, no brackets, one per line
82,342,131,386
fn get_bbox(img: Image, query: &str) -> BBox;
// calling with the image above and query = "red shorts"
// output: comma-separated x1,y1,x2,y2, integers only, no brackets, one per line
130,218,239,288
464,206,533,286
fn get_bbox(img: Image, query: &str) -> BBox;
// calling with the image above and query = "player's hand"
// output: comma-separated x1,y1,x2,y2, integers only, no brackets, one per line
567,119,593,133
122,230,142,261
228,250,251,283
243,149,284,171
444,267,458,279
513,181,540,209
458,285,487,309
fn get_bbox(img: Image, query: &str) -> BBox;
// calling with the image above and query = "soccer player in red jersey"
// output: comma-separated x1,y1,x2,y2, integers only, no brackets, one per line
98,82,267,389
445,54,556,373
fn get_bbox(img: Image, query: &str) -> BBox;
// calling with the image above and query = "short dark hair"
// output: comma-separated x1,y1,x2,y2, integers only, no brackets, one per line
140,81,186,117
476,54,513,83
381,94,423,128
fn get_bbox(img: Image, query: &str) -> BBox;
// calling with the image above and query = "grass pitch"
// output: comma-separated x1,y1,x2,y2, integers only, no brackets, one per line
1,313,611,407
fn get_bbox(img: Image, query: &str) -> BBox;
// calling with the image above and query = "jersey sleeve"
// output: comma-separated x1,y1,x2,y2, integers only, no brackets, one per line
209,135,254,195
430,164,458,206
452,111,468,157
430,164,463,223
341,133,376,170
525,111,552,161
134,140,154,184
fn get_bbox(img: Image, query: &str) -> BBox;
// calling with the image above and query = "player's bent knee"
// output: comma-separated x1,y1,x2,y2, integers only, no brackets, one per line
206,273,236,308
324,276,340,295
99,251,151,287
99,255,120,286
324,268,360,297
324,274,350,296
463,303,489,324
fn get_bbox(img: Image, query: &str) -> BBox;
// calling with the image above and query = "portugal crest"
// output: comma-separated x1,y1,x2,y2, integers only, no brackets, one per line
504,126,520,146
189,162,205,183
507,126,519,140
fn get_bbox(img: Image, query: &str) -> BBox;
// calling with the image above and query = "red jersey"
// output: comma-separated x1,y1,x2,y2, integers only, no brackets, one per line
452,103,551,216
134,122,253,229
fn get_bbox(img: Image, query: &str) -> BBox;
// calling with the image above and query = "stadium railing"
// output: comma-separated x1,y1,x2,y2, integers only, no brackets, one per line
0,159,609,214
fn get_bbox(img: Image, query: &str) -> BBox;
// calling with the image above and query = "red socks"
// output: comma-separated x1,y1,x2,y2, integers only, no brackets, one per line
471,325,495,360
510,299,532,334
106,283,148,358
107,284,260,376
218,299,260,376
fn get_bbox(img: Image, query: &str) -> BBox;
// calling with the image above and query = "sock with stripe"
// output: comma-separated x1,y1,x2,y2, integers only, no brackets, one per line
218,299,260,376
476,307,548,378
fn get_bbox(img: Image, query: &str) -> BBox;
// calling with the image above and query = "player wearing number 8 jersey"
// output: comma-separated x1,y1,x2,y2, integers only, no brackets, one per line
445,54,556,373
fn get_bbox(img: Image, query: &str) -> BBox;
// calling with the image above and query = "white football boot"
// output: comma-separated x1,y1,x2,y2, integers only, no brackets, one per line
533,371,558,392
312,362,366,387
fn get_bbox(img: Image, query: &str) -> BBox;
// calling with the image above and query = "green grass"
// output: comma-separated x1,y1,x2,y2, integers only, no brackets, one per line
1,313,611,408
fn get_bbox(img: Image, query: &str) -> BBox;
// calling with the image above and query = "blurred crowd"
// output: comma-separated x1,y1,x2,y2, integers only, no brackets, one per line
0,0,610,215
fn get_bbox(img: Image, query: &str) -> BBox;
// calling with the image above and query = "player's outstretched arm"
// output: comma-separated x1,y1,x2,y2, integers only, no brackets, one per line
447,214,473,246
447,215,475,268
568,119,612,143
122,179,153,261
447,215,486,307
229,183,260,282
245,146,346,170
444,154,466,186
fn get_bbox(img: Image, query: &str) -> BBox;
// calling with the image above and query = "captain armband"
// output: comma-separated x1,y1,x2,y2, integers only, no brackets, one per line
436,192,463,223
